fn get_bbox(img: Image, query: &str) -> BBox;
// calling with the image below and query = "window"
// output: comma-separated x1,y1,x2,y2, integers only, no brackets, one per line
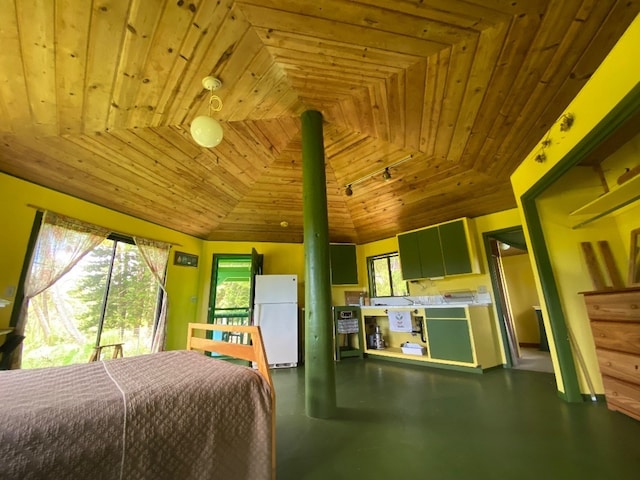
367,252,408,297
23,234,163,368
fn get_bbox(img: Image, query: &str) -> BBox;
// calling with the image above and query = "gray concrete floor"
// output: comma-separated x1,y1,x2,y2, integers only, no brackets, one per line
512,347,554,373
272,359,640,480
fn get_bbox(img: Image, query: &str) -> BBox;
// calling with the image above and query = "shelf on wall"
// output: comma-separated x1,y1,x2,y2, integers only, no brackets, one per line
570,174,640,229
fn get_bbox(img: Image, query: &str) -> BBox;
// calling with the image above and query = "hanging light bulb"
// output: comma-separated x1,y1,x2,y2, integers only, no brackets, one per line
345,185,353,196
191,76,224,148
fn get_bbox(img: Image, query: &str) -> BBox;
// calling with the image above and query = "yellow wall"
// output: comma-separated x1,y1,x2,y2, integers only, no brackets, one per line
510,14,640,395
500,254,540,344
0,173,368,351
0,172,204,349
357,208,524,364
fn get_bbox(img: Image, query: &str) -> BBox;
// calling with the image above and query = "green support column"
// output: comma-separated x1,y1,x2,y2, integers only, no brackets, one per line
301,110,337,419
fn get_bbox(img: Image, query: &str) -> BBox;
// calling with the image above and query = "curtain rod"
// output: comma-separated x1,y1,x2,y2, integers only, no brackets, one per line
26,204,183,247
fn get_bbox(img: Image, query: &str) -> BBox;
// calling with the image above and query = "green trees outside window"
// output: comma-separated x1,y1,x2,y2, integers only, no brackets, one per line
23,237,161,368
367,253,408,298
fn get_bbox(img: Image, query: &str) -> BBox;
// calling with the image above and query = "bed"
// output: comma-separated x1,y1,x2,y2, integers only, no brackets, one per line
0,323,275,480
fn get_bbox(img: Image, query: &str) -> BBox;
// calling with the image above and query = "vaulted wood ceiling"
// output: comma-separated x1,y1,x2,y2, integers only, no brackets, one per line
0,1,638,243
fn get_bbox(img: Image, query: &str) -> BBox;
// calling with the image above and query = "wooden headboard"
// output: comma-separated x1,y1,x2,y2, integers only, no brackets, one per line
186,323,276,479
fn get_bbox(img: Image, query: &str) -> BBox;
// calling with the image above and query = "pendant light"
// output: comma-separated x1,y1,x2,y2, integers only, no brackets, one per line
190,76,224,148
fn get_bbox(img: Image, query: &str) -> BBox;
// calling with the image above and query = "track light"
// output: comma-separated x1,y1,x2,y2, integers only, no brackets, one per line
342,154,412,196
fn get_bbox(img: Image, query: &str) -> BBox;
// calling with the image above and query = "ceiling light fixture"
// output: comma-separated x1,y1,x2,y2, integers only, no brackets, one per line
342,154,412,196
190,76,224,148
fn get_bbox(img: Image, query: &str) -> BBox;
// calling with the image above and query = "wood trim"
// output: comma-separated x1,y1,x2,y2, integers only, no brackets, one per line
629,228,640,287
483,226,526,368
187,323,275,480
520,82,640,403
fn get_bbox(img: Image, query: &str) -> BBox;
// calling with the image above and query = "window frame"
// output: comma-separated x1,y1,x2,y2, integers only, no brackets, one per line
367,252,408,298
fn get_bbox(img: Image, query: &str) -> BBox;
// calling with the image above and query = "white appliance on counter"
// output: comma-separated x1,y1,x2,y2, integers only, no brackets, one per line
253,274,298,367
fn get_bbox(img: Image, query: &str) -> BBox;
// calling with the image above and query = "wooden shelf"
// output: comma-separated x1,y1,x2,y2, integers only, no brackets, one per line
570,174,640,228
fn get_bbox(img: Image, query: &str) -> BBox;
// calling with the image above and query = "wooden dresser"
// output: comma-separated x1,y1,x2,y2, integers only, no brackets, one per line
582,287,640,421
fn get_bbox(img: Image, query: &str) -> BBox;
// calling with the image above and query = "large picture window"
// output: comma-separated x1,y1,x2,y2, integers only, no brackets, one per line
11,211,170,370
367,252,408,298
23,235,163,368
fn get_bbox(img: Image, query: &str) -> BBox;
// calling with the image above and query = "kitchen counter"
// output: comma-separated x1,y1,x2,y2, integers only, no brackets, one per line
362,303,491,310
359,304,502,372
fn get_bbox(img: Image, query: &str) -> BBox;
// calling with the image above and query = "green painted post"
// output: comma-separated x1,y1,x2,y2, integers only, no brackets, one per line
301,109,337,419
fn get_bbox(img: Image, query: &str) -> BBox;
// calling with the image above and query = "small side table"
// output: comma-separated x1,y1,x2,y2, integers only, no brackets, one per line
88,343,124,362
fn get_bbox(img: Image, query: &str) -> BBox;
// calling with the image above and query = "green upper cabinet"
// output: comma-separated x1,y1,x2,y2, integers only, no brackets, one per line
439,220,473,276
397,218,478,280
397,232,422,280
417,227,445,279
330,244,358,285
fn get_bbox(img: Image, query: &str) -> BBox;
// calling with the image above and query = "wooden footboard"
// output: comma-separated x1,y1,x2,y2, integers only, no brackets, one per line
186,323,276,480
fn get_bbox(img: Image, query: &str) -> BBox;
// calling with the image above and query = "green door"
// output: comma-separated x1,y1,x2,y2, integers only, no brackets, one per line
440,220,472,275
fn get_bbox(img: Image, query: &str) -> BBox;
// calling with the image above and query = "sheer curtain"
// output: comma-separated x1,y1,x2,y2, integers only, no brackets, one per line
11,212,109,369
134,237,171,352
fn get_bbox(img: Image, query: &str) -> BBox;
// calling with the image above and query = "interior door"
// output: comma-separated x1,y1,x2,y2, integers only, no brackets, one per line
248,248,263,325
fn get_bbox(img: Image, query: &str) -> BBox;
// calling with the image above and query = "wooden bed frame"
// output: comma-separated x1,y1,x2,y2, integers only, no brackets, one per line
186,323,276,479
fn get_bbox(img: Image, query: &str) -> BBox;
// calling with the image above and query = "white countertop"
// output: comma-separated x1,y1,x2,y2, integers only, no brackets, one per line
362,303,490,310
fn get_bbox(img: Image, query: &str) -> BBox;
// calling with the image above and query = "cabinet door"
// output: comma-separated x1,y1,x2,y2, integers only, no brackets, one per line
417,227,445,278
330,244,358,285
427,319,474,363
439,220,472,275
398,232,422,280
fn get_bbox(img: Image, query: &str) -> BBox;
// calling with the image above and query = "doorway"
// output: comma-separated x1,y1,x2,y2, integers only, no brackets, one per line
484,227,553,373
207,249,263,345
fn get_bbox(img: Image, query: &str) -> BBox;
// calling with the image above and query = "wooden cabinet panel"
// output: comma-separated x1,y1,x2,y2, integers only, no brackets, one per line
584,290,640,321
602,375,640,421
583,287,640,422
596,348,640,386
591,321,640,355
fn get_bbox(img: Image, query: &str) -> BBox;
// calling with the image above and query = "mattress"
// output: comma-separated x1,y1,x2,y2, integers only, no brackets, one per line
0,350,272,480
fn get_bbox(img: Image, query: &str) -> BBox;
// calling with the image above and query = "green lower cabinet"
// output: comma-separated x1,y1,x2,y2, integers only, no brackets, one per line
426,319,474,363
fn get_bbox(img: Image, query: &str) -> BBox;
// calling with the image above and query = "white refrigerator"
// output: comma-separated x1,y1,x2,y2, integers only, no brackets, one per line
253,274,298,367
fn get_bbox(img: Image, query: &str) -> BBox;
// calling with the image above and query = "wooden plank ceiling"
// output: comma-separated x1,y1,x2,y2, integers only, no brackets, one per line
0,0,638,243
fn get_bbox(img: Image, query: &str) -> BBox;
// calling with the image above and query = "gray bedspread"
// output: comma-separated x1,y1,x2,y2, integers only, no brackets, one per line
0,350,272,480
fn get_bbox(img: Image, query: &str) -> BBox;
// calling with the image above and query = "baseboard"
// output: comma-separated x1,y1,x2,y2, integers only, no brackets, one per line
518,342,540,348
